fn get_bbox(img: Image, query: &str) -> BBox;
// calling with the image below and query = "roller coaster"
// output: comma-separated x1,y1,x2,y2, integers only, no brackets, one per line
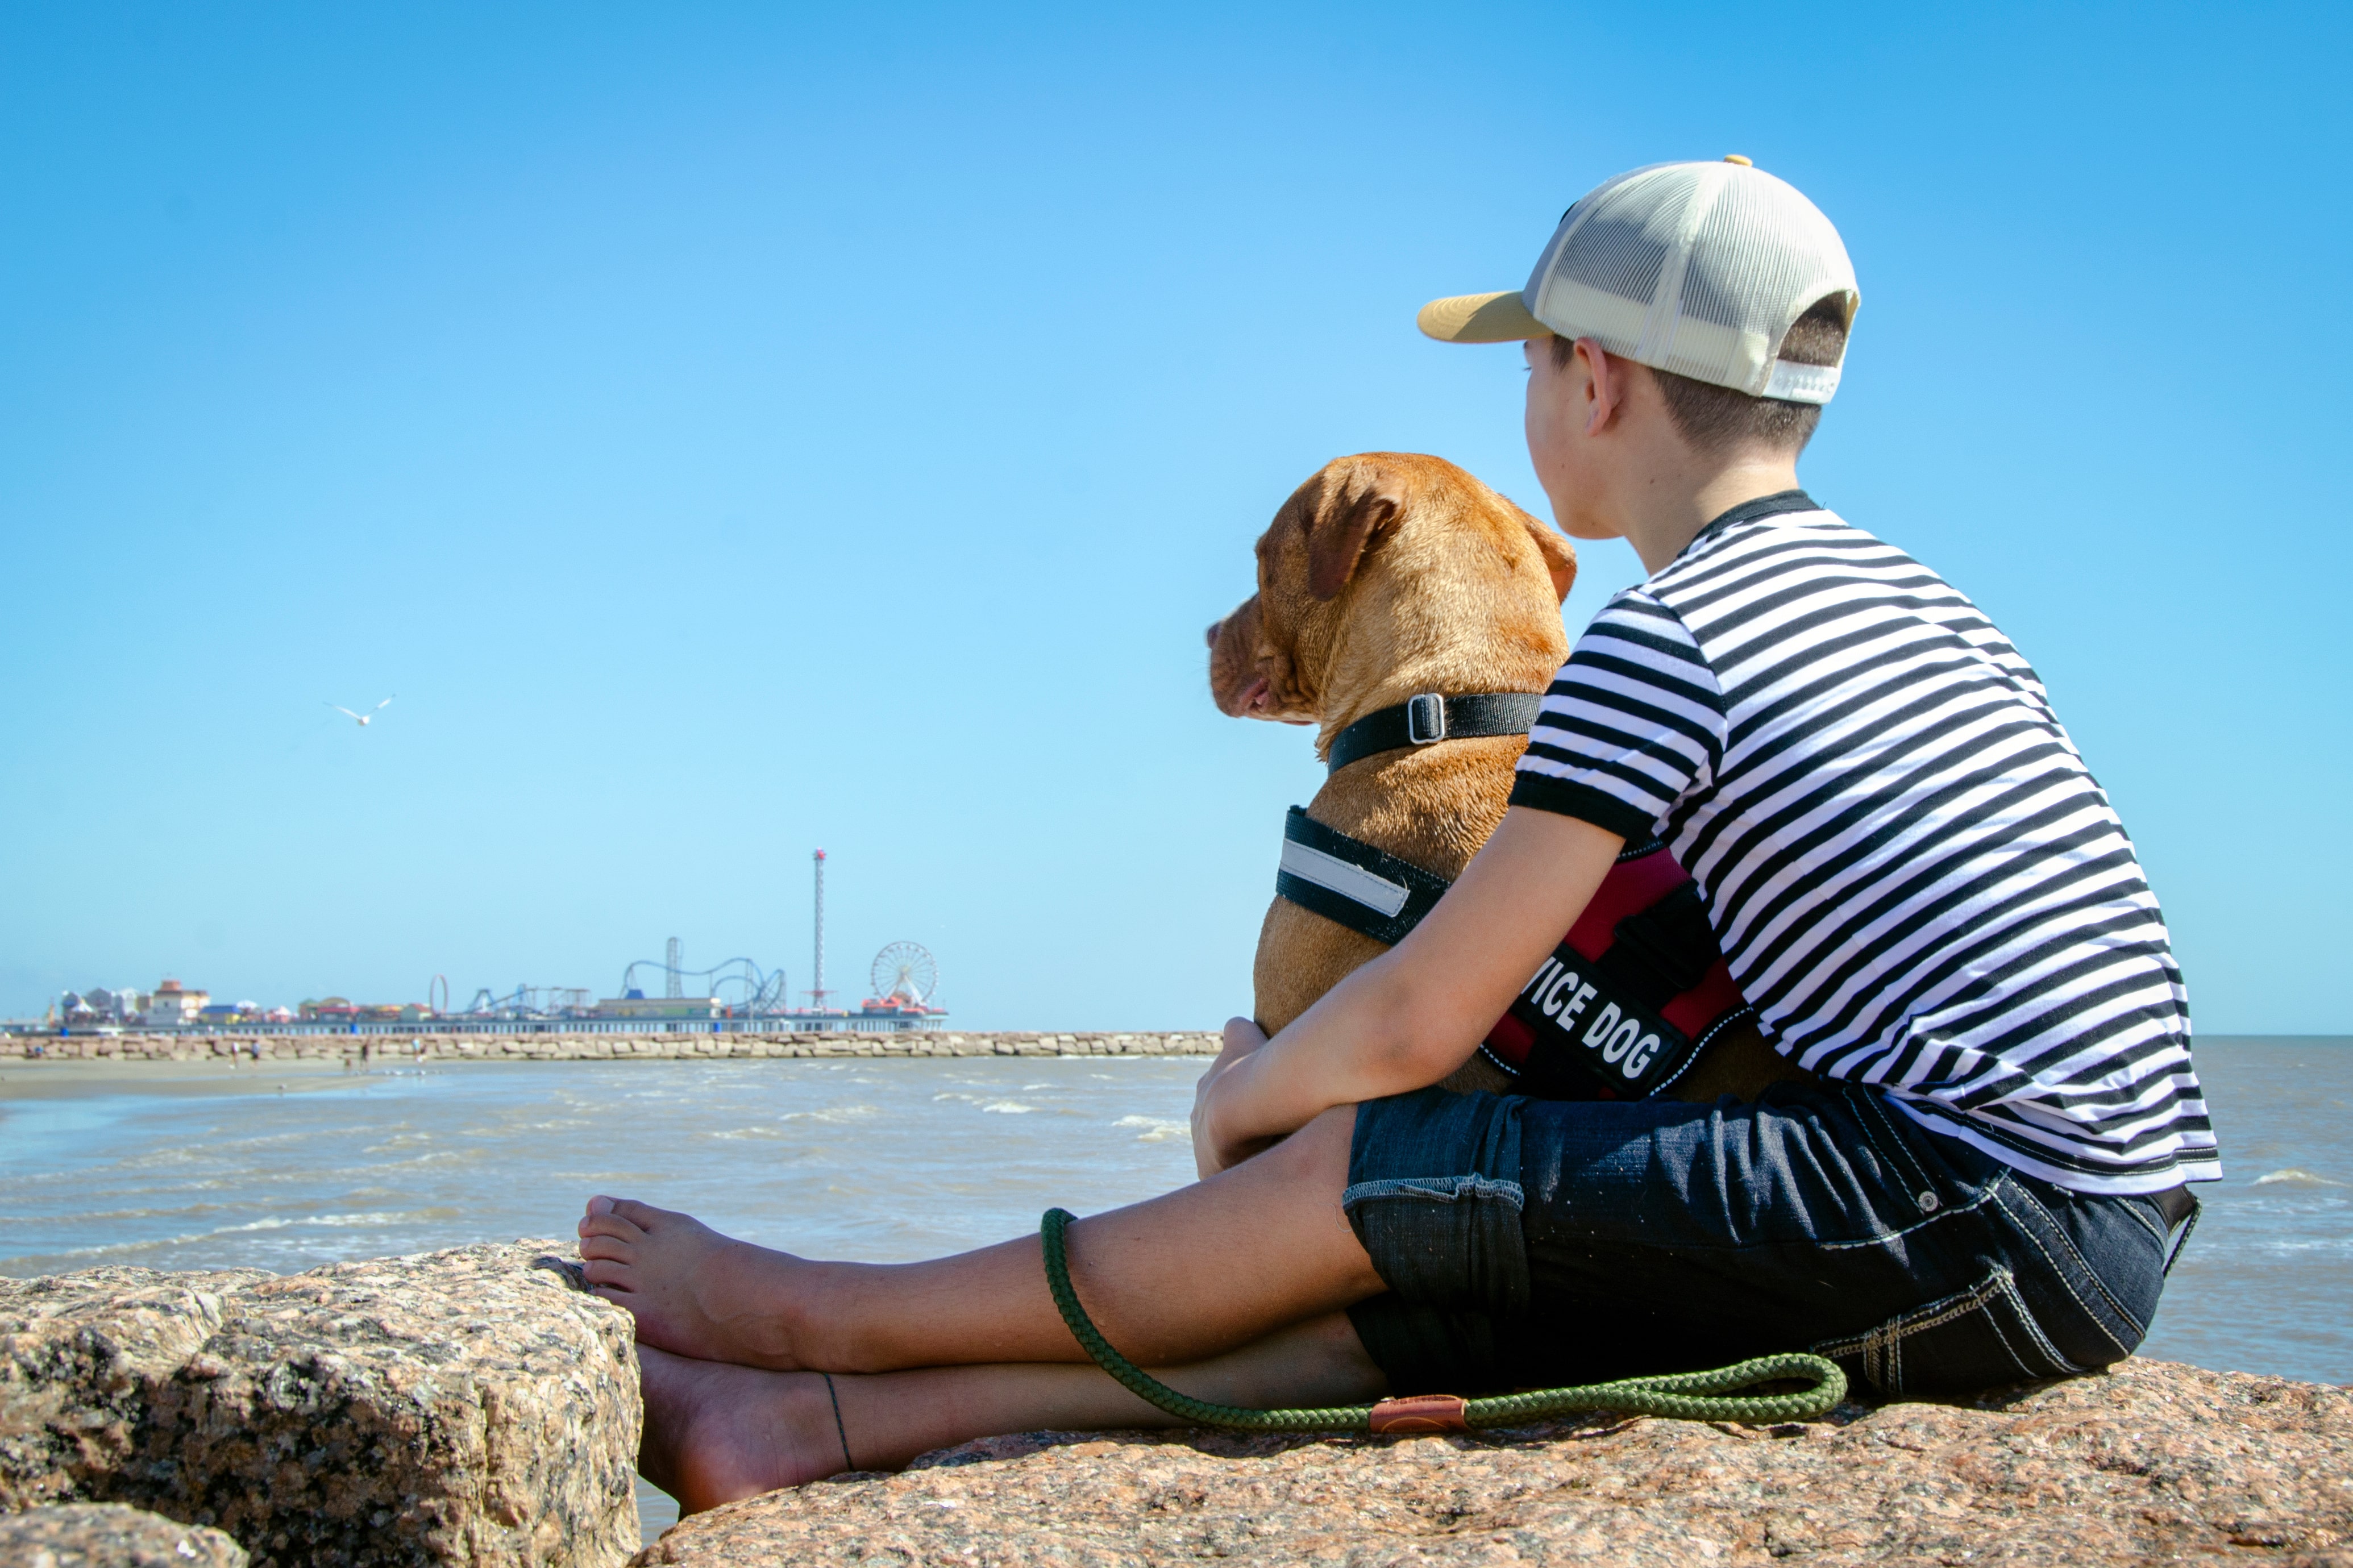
460,984,591,1018
616,956,792,1012
430,867,939,1031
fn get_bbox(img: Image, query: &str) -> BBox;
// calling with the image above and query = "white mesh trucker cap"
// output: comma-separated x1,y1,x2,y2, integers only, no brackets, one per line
1419,157,1859,405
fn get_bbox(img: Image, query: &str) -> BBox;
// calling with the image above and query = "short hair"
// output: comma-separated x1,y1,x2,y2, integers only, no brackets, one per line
1550,296,1851,456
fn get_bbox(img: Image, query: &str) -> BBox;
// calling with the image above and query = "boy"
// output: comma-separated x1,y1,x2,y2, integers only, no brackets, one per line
580,159,2214,1511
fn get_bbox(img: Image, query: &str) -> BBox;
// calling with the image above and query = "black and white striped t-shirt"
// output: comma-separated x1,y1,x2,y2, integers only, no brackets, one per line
1512,492,2216,1194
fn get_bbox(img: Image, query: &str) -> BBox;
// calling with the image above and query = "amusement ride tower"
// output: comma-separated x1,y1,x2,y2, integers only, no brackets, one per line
805,849,831,1010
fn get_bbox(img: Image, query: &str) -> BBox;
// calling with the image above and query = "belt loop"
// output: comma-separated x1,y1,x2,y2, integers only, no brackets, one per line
2160,1193,2200,1277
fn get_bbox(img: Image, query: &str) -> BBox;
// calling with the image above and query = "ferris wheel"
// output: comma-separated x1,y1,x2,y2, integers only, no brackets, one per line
871,942,938,1005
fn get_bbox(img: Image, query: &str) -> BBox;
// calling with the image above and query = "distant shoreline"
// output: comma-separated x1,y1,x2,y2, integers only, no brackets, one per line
2,1029,2334,1085
0,1030,1220,1072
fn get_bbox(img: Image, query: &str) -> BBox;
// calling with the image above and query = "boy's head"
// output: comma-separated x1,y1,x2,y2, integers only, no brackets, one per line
1421,159,1857,539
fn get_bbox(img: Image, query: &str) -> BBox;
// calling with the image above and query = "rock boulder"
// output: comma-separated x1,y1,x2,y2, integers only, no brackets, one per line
634,1358,2352,1566
0,1502,247,1567
0,1242,639,1568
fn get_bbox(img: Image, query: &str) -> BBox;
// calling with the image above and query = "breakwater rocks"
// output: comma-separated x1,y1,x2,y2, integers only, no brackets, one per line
645,1359,2353,1566
0,1030,1220,1064
7,1247,2350,1567
1,1242,639,1568
0,1503,248,1566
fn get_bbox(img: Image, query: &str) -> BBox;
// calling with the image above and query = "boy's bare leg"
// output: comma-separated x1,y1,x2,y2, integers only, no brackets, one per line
638,1311,1385,1515
579,1105,1377,1373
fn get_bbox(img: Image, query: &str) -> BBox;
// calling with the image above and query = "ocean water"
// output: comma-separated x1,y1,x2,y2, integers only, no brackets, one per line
0,1052,1212,1547
4,1039,2347,1545
0,1054,1207,1276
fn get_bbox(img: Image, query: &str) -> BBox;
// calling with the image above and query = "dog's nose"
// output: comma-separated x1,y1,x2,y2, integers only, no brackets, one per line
1205,619,1223,648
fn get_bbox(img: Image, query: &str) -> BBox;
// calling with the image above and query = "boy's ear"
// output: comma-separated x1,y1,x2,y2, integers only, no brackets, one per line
1517,511,1578,603
1306,480,1403,601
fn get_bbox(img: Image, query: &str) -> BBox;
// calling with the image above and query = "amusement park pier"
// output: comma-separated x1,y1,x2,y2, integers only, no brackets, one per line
31,849,955,1042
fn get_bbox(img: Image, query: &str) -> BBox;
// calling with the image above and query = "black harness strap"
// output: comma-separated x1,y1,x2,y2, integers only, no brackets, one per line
1280,806,1668,950
1326,693,1547,775
1276,809,1748,1100
1276,808,1452,947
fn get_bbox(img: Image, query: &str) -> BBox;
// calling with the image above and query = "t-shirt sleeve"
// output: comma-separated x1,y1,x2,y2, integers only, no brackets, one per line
1510,588,1726,841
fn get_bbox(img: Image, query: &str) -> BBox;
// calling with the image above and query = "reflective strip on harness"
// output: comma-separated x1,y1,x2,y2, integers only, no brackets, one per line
1274,808,1451,948
1274,807,1755,1100
1278,837,1411,918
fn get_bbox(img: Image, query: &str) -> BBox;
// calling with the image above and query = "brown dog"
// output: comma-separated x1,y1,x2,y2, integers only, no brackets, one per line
1209,452,1805,1103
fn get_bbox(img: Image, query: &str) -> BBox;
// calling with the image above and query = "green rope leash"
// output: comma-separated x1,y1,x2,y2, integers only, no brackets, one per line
1040,1207,1845,1432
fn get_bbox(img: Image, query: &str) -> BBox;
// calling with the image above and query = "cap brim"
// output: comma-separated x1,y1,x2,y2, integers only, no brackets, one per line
1417,290,1550,343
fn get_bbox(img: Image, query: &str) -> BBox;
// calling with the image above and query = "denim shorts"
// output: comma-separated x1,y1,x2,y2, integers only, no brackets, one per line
1343,1082,2194,1400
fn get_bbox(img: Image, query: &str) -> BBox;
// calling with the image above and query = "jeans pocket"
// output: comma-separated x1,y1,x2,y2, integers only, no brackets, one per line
1341,1175,1530,1314
1812,1264,2082,1399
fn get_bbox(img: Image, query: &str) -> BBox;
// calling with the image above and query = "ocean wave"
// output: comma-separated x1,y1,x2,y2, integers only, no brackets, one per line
2253,1237,2353,1257
456,1118,591,1137
14,1208,465,1262
306,1210,463,1227
0,1203,232,1227
149,1126,380,1157
1114,1115,1191,1143
779,1105,879,1124
354,1149,481,1169
2253,1168,2347,1187
933,1090,1046,1113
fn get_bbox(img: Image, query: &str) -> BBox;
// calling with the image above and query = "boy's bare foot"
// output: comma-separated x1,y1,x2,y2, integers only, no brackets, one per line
578,1196,806,1367
635,1345,854,1514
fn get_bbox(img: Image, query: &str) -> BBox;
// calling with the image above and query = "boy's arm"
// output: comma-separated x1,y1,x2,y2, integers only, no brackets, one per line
1194,807,1623,1173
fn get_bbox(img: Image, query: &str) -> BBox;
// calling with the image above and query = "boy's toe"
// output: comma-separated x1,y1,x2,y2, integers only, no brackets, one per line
607,1197,671,1229
579,1211,646,1245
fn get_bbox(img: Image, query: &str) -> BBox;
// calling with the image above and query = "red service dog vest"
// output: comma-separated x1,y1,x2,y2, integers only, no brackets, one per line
1276,807,1757,1100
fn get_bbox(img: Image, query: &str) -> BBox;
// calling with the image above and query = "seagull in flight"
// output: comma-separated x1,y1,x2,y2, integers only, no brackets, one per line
327,697,395,727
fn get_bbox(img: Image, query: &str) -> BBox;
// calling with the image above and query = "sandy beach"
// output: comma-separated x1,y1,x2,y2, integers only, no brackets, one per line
0,1056,368,1100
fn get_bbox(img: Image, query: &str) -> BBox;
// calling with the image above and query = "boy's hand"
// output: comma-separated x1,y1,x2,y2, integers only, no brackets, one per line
1191,1017,1269,1179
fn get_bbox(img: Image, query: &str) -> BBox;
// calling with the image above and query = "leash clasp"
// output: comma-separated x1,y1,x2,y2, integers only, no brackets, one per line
1405,693,1447,745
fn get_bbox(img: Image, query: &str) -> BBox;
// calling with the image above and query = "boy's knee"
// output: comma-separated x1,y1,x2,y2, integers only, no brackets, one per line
1340,1088,1531,1313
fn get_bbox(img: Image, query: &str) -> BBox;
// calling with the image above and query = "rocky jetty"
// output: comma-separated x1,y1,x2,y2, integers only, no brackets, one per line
0,1242,638,1567
0,1030,1220,1064
7,1240,2350,1566
636,1358,2353,1566
0,1502,247,1566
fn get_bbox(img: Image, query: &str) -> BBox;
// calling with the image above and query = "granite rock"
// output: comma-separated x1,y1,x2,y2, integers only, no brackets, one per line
0,1502,248,1566
634,1358,2353,1566
0,1241,639,1568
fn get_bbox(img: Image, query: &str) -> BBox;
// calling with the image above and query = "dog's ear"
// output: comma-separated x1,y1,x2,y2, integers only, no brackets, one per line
1306,479,1403,601
1516,510,1578,604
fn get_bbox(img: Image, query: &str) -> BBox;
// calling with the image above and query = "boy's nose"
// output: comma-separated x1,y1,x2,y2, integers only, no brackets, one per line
1205,619,1223,648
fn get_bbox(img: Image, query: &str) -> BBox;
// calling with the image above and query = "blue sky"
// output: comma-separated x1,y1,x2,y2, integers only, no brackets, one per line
2,3,2345,1032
